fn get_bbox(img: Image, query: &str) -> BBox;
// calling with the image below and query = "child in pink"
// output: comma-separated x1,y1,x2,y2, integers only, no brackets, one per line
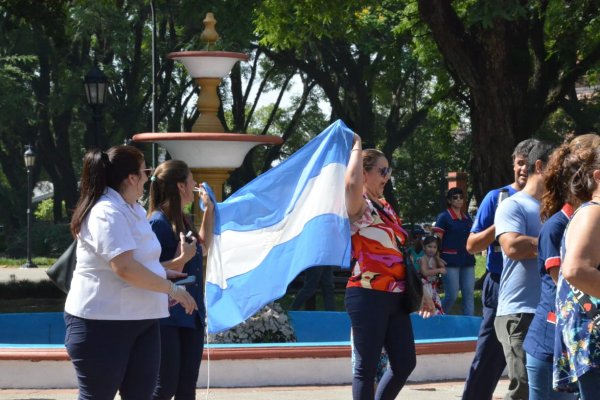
418,235,446,315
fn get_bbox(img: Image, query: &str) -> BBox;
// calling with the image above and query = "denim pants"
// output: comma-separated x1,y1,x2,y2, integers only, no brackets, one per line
462,272,506,400
525,352,576,400
577,368,600,400
153,325,205,400
495,313,533,400
64,313,160,400
291,266,336,311
345,287,416,400
441,265,475,315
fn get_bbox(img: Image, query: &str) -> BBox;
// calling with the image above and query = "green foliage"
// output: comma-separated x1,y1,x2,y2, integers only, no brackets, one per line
4,223,72,258
0,280,65,299
393,101,471,224
34,199,67,222
0,257,55,266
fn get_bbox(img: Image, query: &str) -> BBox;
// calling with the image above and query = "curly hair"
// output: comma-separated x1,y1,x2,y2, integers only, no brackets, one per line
540,133,600,221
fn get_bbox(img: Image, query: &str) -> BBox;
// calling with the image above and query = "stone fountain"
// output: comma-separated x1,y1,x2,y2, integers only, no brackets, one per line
133,12,282,209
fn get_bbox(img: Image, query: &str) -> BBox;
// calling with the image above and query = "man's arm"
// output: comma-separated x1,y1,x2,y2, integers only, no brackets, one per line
466,224,496,254
498,232,538,260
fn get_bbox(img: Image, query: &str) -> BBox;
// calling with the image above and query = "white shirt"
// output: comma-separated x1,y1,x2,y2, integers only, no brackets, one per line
65,187,168,320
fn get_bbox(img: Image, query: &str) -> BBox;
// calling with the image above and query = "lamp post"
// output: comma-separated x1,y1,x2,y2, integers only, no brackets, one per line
83,64,108,149
22,145,37,269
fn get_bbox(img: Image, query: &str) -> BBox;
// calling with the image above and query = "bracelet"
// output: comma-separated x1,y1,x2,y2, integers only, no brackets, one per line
168,281,178,298
351,149,362,152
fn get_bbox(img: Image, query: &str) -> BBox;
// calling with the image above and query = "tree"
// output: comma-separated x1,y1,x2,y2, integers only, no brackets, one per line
254,0,456,208
417,0,600,201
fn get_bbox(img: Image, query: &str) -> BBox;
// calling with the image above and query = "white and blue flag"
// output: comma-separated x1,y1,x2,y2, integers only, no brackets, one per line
205,120,354,333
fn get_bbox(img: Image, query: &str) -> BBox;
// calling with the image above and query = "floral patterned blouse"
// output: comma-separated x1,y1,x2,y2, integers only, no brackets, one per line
346,196,409,293
553,201,600,391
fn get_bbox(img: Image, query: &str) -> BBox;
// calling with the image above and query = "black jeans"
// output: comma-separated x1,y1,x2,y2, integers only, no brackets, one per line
153,325,205,400
64,313,160,400
345,287,416,400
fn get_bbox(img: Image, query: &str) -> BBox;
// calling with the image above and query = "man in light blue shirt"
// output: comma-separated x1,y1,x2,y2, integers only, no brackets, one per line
494,139,555,400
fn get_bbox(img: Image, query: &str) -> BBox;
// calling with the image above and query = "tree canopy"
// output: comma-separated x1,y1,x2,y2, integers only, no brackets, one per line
0,0,599,240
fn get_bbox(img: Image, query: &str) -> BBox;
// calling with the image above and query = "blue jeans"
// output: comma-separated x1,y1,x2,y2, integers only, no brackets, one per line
291,266,336,311
153,325,204,400
345,287,416,400
64,313,160,400
442,266,475,315
526,352,576,400
578,368,600,400
462,272,506,400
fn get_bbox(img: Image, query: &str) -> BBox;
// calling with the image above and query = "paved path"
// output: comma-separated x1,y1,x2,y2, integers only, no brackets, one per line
0,380,509,400
0,266,50,283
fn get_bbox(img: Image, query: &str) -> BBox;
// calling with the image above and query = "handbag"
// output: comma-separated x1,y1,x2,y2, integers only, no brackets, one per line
46,240,77,294
399,246,424,313
369,199,424,313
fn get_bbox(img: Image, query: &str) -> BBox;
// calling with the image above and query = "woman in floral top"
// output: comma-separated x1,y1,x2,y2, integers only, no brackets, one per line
553,141,600,399
345,135,434,400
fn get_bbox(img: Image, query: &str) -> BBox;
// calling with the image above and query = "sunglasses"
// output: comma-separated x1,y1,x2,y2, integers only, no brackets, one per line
378,167,392,177
141,168,154,178
451,194,464,200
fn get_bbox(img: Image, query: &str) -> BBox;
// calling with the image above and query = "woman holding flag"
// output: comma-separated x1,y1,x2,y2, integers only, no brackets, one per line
345,135,435,400
148,160,214,400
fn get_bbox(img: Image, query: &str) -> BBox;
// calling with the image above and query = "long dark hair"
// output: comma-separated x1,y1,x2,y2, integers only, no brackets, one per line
148,160,198,240
70,145,144,236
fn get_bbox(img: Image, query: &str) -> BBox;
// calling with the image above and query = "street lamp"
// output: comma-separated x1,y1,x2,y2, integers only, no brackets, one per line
83,64,108,149
22,145,37,269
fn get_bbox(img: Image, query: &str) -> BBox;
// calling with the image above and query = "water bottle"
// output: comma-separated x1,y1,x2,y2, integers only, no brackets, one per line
493,188,509,252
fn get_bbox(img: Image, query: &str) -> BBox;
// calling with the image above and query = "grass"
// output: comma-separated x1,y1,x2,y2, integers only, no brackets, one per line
0,257,56,267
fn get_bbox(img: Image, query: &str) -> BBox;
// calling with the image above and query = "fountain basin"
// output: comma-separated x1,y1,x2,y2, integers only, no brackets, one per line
132,132,282,169
0,312,488,388
168,51,248,78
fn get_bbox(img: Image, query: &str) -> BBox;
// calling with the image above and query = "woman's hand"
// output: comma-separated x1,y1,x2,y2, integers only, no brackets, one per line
177,232,197,263
418,291,436,319
166,269,187,280
169,283,198,315
198,186,214,212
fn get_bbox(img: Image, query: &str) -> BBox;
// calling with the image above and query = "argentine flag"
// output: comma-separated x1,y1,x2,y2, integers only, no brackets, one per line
205,120,354,333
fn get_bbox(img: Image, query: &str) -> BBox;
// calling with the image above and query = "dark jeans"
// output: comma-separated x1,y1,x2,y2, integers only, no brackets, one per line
153,325,205,400
64,313,160,400
462,272,506,400
291,266,336,311
345,287,416,400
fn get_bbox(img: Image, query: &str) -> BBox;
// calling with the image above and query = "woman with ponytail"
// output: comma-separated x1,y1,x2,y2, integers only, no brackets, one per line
65,146,197,400
148,160,214,400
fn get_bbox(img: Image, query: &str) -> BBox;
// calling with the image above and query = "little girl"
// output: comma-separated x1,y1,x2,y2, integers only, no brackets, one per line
418,235,446,315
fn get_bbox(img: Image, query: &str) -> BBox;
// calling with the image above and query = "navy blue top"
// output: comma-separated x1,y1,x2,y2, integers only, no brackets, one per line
470,184,518,275
149,211,205,329
433,208,476,268
523,205,573,361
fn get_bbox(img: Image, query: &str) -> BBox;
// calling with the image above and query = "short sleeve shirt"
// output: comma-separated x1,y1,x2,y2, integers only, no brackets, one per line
65,187,168,320
523,204,573,361
494,191,542,316
347,197,409,293
433,209,475,268
470,185,518,275
149,211,205,328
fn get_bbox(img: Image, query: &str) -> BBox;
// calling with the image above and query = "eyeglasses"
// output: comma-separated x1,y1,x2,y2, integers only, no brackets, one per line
141,168,154,178
378,167,392,177
451,194,464,200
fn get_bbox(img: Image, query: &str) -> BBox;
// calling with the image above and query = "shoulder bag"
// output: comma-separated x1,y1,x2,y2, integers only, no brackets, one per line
46,240,77,294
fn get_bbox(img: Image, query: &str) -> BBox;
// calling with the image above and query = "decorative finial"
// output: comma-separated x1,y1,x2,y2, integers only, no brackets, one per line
200,13,219,49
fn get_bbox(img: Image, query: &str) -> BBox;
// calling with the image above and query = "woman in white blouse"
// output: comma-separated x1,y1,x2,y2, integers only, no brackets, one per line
64,145,197,400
